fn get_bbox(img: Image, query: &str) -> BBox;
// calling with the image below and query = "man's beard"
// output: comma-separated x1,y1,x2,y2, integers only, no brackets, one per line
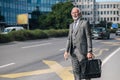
72,16,79,20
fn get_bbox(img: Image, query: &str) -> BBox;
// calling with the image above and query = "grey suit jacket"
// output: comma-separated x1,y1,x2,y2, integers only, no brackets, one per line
66,18,92,56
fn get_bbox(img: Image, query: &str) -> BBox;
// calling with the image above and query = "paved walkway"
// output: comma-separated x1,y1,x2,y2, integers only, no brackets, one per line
96,47,120,80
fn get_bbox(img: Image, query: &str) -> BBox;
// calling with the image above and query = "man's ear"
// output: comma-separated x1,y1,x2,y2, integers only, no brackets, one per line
79,13,82,17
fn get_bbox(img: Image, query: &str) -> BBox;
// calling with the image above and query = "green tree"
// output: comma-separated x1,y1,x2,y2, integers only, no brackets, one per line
51,1,74,29
107,22,112,29
38,1,74,29
118,23,120,28
96,20,112,29
39,14,49,29
99,21,106,27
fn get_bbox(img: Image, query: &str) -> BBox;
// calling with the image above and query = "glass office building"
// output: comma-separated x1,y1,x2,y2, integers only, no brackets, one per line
0,0,66,25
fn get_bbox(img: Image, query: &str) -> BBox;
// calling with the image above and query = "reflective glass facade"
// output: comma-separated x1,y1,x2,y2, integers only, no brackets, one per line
0,0,66,25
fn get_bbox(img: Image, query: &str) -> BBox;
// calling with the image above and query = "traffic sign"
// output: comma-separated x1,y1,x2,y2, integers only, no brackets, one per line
112,23,118,28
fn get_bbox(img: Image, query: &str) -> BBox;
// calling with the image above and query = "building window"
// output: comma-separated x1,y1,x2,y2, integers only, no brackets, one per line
117,11,119,15
88,11,90,15
101,11,103,15
104,17,106,21
107,17,109,21
107,11,109,15
104,11,106,15
98,11,99,15
117,17,119,21
107,4,109,8
110,4,112,8
82,11,84,15
114,11,116,15
113,4,116,8
110,11,112,15
0,2,1,6
82,5,84,9
27,0,31,3
111,17,112,21
90,11,92,14
85,18,87,20
104,4,106,8
79,5,81,9
114,17,116,21
31,0,37,3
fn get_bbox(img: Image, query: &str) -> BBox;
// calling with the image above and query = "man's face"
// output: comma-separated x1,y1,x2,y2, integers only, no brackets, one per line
71,8,80,20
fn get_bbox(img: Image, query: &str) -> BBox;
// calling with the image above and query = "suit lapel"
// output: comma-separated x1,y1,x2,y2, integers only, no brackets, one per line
74,19,83,36
70,23,73,35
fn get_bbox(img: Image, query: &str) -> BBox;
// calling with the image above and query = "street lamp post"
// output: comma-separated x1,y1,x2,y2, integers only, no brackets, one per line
27,13,31,30
106,20,107,29
92,0,96,29
118,4,120,23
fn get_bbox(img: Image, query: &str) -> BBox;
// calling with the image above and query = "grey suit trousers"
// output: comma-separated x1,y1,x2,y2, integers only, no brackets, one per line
71,48,91,80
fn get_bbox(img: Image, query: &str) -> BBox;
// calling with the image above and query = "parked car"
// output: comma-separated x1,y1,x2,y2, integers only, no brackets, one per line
92,27,110,39
1,26,24,34
115,28,120,36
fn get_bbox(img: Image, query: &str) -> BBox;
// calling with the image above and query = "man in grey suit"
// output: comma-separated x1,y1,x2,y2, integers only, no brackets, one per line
64,7,94,80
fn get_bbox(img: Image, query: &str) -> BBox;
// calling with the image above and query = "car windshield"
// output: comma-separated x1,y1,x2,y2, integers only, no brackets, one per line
93,27,105,32
4,29,11,32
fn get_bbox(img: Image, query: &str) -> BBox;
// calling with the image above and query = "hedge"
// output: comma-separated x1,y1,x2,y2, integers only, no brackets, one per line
44,29,68,37
0,34,12,43
0,29,69,43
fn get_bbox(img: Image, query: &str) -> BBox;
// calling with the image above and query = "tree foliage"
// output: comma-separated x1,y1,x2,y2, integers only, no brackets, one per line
38,1,74,29
96,20,112,29
118,23,120,28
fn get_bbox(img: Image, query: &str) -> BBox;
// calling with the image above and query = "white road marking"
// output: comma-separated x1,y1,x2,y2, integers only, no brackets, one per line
0,63,15,68
22,43,52,49
102,47,120,66
59,48,65,51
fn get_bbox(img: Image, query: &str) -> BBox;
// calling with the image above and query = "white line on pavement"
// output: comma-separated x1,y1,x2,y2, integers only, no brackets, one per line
22,43,52,49
102,47,120,66
60,47,120,67
0,63,15,68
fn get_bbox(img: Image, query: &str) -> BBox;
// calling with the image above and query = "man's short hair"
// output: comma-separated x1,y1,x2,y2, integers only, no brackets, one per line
72,7,81,14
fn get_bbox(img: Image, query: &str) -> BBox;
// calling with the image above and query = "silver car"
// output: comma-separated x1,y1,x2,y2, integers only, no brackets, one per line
115,28,120,36
92,27,110,39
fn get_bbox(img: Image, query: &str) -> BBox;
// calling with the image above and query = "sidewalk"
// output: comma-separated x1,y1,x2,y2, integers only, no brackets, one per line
97,47,120,80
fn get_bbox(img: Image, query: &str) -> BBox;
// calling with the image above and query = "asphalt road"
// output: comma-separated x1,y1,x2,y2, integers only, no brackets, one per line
0,33,120,80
